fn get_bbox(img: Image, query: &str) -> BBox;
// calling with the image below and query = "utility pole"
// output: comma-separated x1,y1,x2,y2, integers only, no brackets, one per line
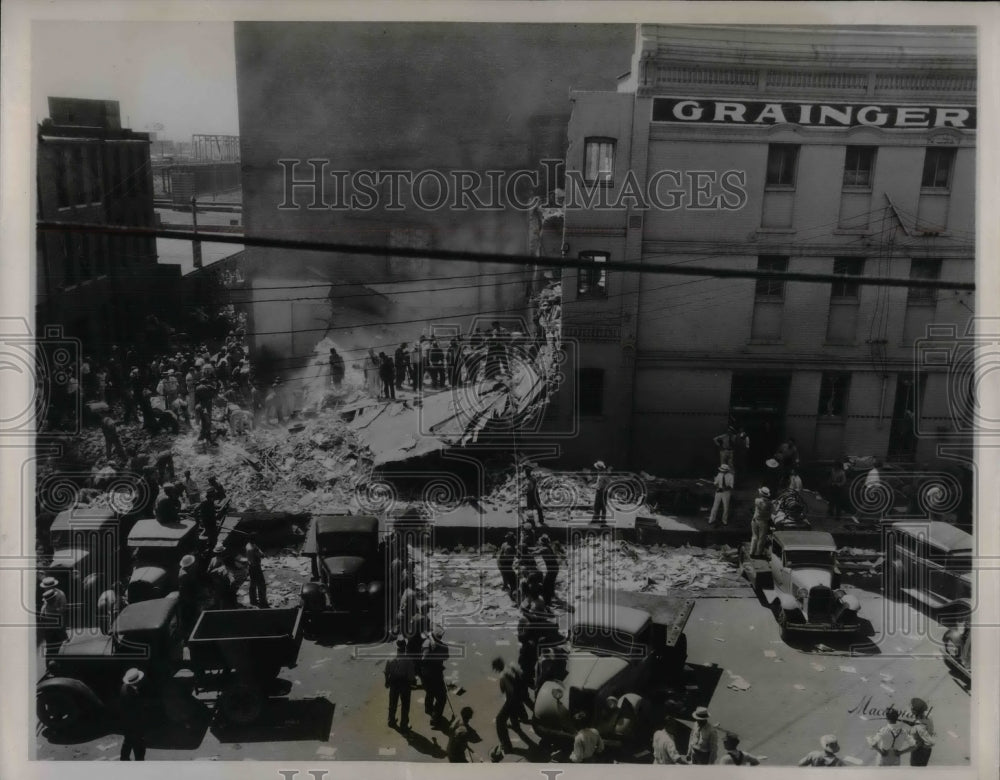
191,196,202,269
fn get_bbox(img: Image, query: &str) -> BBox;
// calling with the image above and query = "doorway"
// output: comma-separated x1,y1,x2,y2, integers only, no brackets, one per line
888,373,925,462
729,374,791,476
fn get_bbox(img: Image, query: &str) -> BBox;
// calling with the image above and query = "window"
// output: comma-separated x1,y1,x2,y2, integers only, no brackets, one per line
755,255,788,299
908,258,941,305
61,233,76,285
765,144,799,187
818,372,851,418
584,138,615,185
579,368,605,417
843,146,876,188
831,257,865,299
577,252,608,298
921,147,956,189
69,146,85,205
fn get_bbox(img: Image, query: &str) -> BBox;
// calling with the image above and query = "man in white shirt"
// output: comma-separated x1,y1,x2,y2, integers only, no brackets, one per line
709,464,735,526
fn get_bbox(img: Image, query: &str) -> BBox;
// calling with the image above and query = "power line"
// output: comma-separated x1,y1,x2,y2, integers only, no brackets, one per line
36,220,975,291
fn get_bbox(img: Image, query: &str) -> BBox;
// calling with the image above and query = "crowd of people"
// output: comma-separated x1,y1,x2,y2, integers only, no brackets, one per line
354,322,546,402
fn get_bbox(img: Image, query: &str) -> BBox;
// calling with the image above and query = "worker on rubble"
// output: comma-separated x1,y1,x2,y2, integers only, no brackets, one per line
379,352,396,400
591,461,611,525
155,450,176,484
394,343,410,390
523,467,545,528
139,467,160,519
420,625,449,729
182,470,201,507
497,532,518,599
198,489,221,551
154,483,183,525
538,534,559,605
245,533,268,608
100,415,127,462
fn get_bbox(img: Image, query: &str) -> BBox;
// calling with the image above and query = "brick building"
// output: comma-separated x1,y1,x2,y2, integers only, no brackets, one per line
551,25,976,476
36,97,180,353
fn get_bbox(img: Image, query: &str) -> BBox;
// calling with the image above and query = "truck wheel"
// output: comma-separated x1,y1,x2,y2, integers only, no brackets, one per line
37,688,85,731
219,681,264,725
770,600,790,641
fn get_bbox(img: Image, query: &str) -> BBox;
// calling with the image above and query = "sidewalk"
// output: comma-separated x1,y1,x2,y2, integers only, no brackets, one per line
393,489,884,550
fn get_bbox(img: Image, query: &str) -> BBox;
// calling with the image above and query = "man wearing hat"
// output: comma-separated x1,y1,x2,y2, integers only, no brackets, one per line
538,534,559,605
687,706,718,764
492,657,531,752
713,426,736,467
100,415,127,461
798,735,845,767
420,625,450,729
39,576,68,654
651,701,688,764
708,464,735,527
523,467,546,528
155,483,183,526
497,532,518,600
867,705,914,765
177,554,200,634
718,732,760,765
384,638,417,731
245,533,268,608
208,543,237,609
903,698,936,766
591,461,611,525
119,668,148,761
750,487,773,558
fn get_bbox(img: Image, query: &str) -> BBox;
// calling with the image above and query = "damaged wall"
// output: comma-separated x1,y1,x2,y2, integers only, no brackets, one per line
234,22,634,369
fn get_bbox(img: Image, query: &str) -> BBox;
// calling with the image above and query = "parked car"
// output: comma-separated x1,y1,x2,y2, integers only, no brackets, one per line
532,591,693,751
300,515,386,628
36,594,304,731
741,530,861,640
126,517,202,603
884,520,972,624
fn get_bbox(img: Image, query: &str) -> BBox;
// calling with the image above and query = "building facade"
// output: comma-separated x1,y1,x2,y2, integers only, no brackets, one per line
552,25,976,476
36,97,179,354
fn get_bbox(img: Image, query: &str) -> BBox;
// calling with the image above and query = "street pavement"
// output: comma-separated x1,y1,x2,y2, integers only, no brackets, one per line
36,567,970,765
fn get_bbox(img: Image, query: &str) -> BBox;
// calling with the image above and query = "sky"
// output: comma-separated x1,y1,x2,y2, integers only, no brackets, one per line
31,22,239,140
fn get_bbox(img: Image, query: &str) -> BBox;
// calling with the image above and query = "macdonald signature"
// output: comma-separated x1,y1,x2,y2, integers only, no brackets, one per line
848,695,931,721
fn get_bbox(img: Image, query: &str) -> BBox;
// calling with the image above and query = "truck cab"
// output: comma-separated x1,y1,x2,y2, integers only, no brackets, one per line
533,592,693,749
126,518,201,603
885,520,972,623
39,508,127,624
300,515,385,623
37,595,183,731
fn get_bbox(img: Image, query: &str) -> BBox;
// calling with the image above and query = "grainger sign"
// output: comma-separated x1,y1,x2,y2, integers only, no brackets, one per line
652,97,976,129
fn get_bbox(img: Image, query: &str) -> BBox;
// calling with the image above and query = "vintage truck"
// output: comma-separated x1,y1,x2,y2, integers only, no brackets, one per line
300,514,386,629
741,530,862,640
884,520,972,624
36,594,303,731
39,508,131,624
532,590,694,752
126,517,202,603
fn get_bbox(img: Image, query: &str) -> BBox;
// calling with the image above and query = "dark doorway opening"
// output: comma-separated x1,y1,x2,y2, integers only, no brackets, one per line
888,373,925,462
729,374,791,478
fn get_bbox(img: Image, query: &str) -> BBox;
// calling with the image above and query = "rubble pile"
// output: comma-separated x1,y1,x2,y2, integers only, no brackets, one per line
411,537,744,628
167,409,375,512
